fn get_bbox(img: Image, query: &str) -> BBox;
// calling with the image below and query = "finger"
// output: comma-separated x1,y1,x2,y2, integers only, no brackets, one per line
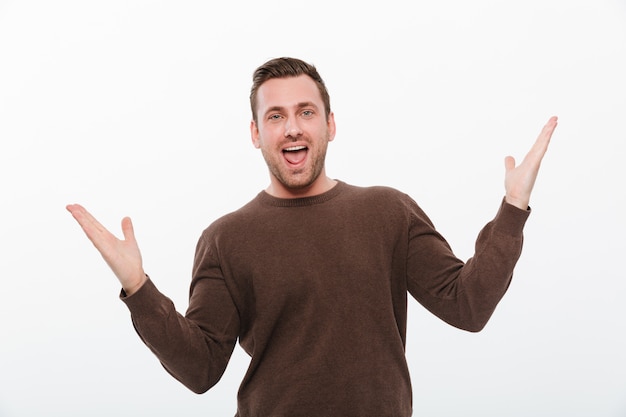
66,203,86,218
522,116,558,165
66,204,98,232
535,116,558,150
540,114,558,137
66,204,116,249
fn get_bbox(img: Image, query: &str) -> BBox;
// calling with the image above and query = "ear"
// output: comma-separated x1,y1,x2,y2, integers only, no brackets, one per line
250,120,261,148
327,112,336,142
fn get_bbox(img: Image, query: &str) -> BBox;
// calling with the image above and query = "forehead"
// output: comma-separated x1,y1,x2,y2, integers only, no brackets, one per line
256,75,323,111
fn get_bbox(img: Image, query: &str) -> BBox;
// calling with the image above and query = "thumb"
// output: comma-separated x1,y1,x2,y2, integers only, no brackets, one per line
121,217,136,243
504,156,516,172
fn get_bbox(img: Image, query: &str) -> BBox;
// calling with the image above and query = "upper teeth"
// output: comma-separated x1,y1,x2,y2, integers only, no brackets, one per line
284,146,306,152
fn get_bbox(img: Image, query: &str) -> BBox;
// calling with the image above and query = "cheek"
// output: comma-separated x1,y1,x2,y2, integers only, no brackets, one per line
260,127,285,147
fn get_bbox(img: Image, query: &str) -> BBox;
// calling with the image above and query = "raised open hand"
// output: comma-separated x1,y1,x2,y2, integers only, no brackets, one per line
504,116,558,210
66,204,147,295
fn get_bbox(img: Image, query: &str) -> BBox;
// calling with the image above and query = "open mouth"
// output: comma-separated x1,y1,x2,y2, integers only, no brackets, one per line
282,145,308,165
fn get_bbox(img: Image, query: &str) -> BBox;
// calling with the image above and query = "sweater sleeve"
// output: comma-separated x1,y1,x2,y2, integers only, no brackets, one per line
406,198,530,332
120,234,240,393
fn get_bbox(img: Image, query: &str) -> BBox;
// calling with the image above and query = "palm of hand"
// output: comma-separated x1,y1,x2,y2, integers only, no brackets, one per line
67,204,146,295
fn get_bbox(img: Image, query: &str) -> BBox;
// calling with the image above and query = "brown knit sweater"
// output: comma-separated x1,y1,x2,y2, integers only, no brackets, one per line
122,181,530,416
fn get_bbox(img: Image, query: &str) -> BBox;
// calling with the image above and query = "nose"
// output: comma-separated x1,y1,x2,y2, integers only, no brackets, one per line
284,118,302,138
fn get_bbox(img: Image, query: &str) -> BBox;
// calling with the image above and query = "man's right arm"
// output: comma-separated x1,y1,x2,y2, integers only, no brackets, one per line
66,204,239,393
121,275,239,393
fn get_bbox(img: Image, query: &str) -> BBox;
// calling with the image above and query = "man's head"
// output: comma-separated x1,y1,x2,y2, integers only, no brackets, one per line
250,57,331,124
249,57,337,198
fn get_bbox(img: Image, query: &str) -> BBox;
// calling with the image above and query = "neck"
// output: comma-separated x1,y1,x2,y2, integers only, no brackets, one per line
266,175,337,199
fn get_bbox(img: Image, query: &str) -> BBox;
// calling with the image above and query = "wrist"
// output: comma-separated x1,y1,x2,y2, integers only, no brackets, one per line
505,195,529,210
122,273,148,296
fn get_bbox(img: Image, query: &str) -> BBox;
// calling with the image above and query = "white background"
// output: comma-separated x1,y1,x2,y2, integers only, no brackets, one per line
1,1,625,416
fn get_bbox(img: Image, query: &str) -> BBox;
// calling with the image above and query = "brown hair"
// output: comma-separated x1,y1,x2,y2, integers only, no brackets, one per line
250,57,331,123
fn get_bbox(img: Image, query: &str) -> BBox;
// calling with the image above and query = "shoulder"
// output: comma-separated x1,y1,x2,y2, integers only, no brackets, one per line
342,182,436,226
340,182,415,207
198,193,265,241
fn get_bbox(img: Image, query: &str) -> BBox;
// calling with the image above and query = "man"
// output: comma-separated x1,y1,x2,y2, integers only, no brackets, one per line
67,57,558,416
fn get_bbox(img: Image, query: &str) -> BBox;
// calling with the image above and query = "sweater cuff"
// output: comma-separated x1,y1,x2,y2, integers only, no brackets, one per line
119,277,165,318
493,197,531,236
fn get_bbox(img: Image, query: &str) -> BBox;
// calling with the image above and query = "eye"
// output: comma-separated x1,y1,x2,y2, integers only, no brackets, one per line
302,110,314,117
268,114,283,121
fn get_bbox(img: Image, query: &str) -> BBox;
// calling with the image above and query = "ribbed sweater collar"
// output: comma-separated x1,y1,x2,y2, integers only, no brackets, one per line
256,180,345,207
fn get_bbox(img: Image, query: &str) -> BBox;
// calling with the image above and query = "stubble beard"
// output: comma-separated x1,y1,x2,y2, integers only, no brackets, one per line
262,136,329,192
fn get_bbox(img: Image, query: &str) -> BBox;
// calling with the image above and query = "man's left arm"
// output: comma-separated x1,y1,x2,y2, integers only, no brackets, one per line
406,117,558,331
